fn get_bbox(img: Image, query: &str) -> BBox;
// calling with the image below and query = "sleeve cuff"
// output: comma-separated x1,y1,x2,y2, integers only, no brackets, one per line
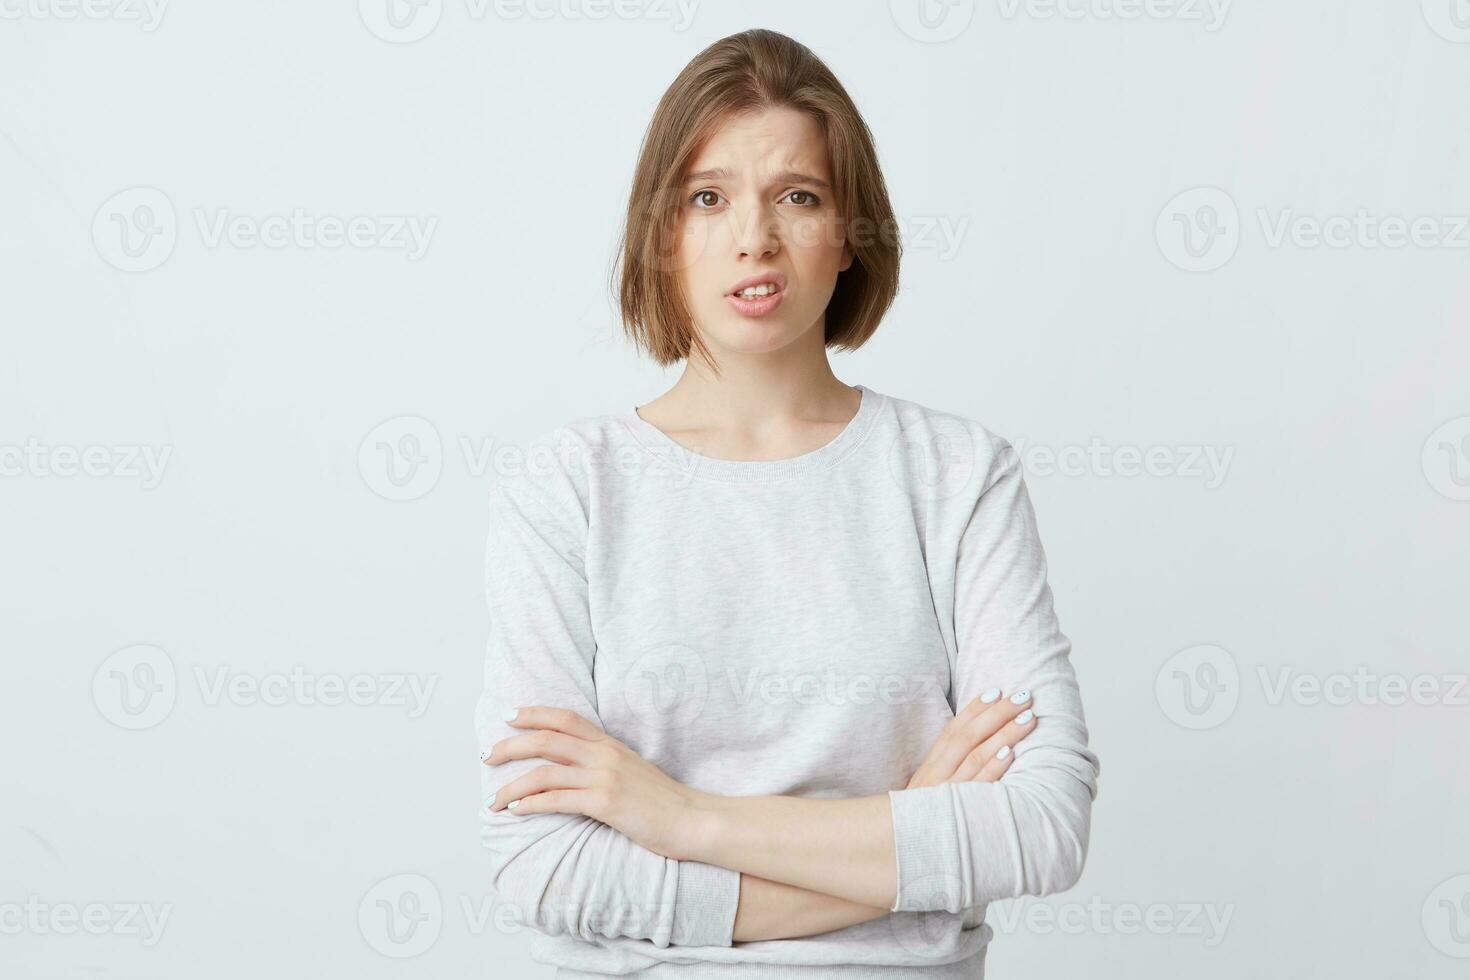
671,859,741,947
888,784,968,913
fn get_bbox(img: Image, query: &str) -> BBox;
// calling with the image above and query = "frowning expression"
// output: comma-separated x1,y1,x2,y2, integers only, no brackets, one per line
674,106,854,358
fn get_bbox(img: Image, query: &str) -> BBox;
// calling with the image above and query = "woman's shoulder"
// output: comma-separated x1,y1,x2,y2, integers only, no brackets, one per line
488,408,640,506
866,385,1020,489
519,410,631,462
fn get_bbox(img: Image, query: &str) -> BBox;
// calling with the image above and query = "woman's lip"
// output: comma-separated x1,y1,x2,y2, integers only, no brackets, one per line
726,272,789,295
725,285,785,317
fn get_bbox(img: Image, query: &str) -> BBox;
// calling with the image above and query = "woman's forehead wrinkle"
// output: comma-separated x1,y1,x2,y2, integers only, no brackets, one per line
685,161,829,190
687,116,831,189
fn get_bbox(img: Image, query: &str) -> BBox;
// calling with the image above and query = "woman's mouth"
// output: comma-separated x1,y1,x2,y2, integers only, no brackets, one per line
725,275,787,318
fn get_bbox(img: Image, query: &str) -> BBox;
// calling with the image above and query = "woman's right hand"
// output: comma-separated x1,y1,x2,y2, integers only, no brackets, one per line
905,688,1036,789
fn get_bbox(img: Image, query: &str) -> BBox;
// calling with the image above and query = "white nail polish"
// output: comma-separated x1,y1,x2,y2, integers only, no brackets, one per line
1009,690,1031,705
1016,709,1034,724
996,745,1011,760
507,800,520,810
980,688,1001,704
503,708,519,721
479,751,490,763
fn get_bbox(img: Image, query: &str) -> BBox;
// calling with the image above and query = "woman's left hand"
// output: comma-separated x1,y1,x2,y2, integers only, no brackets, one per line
484,705,711,861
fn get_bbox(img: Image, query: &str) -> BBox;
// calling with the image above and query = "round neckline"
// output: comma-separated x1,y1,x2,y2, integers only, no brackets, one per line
619,383,884,484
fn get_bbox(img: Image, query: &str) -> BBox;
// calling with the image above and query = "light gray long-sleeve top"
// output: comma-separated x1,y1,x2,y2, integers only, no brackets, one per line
474,383,1100,978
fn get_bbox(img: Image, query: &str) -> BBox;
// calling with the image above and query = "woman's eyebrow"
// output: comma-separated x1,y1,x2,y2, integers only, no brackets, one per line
681,167,830,189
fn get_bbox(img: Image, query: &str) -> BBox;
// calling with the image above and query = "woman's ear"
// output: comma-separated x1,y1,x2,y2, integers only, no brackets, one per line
839,238,855,273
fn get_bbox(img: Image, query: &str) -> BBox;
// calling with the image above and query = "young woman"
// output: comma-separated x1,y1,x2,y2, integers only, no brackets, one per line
476,28,1099,978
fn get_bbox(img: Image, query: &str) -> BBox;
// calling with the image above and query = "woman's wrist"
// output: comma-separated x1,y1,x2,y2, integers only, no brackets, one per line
676,788,730,864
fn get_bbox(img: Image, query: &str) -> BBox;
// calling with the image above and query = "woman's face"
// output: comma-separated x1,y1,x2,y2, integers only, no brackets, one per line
673,107,854,360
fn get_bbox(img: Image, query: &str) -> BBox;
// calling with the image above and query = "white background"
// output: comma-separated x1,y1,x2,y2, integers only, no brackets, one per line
3,1,1469,977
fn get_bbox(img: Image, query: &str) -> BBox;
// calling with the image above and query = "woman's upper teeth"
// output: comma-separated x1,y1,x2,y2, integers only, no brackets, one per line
736,283,778,297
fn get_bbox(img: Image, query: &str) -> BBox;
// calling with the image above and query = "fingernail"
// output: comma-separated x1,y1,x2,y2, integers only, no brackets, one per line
1016,709,1034,724
503,708,519,722
479,751,491,764
980,688,1001,704
996,745,1012,760
507,800,520,810
1009,690,1031,705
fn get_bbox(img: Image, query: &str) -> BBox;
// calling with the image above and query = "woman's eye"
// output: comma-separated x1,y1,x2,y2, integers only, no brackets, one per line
688,190,821,209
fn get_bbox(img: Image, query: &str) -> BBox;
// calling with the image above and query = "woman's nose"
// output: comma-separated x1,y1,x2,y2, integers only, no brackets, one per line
728,203,780,258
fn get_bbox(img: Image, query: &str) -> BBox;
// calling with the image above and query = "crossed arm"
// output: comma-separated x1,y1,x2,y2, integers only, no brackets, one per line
483,684,1039,941
489,717,902,941
477,434,1099,948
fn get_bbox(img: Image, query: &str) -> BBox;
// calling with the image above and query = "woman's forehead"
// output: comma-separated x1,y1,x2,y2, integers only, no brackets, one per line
685,113,831,183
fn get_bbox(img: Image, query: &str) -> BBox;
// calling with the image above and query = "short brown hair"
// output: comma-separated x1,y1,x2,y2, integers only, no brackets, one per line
614,29,902,368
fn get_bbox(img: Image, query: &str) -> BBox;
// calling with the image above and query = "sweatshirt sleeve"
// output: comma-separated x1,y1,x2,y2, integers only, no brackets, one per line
885,435,1100,913
474,446,741,947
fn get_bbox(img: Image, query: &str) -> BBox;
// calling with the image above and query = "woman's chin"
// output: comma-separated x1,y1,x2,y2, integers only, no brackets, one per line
698,314,811,355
